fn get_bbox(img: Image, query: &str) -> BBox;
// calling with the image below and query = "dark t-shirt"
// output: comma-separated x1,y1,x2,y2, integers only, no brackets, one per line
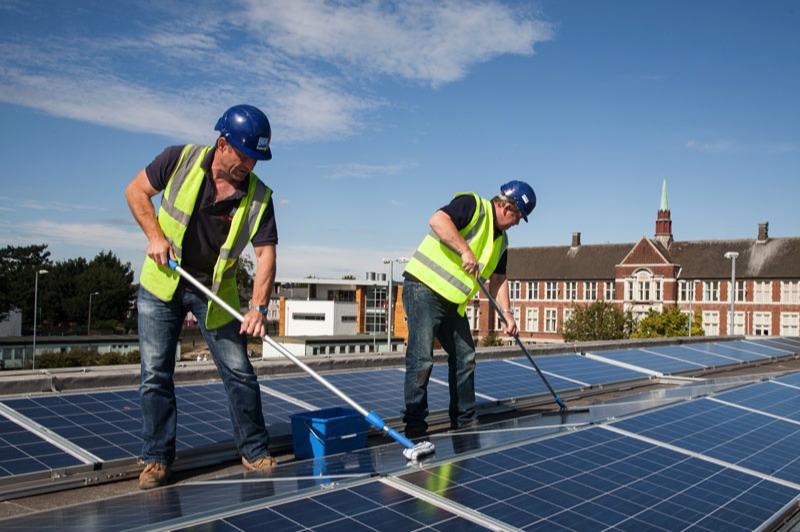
146,145,278,285
404,195,507,281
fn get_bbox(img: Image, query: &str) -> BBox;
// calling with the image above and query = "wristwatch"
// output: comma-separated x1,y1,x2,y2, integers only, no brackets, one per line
249,302,269,316
502,308,514,315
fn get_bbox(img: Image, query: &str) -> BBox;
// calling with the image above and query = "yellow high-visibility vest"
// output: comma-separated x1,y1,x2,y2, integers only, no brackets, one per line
404,192,507,315
139,144,271,329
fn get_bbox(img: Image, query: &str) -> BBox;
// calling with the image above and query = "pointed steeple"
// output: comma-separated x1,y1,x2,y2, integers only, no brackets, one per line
655,178,673,247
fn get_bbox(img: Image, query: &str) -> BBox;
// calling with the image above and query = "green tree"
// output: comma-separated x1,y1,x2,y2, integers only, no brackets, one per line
0,244,52,329
631,306,705,338
479,331,504,347
562,302,635,342
236,254,255,303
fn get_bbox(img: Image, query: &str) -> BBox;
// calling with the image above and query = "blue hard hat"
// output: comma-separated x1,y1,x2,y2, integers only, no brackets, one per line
500,180,536,222
214,104,272,161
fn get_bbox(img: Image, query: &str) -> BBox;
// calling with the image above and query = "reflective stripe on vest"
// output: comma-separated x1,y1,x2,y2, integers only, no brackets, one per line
403,193,507,315
139,144,272,329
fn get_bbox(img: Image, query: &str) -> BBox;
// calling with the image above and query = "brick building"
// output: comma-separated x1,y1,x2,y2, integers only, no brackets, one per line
466,181,800,341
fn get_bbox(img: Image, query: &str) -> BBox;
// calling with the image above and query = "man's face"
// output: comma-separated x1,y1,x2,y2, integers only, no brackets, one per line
496,201,523,230
217,138,256,181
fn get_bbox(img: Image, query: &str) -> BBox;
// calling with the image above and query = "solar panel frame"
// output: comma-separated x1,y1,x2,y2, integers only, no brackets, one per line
588,348,702,374
714,381,800,422
642,345,740,368
686,341,771,362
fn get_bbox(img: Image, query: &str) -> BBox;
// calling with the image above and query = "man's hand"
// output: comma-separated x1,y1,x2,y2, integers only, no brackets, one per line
460,249,479,276
146,234,173,266
240,310,266,338
500,312,518,336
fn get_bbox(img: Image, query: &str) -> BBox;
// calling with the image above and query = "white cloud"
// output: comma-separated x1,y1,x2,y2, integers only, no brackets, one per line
686,139,733,153
277,244,413,279
0,219,145,251
323,161,415,180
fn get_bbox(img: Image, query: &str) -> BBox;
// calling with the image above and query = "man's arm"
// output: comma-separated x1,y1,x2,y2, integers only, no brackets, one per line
125,169,172,266
240,244,276,337
429,210,479,276
489,273,518,336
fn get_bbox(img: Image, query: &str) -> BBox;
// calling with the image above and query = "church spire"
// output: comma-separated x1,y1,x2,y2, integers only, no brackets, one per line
655,178,673,247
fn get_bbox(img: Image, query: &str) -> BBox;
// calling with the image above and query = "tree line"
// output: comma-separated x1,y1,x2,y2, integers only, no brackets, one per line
0,245,137,335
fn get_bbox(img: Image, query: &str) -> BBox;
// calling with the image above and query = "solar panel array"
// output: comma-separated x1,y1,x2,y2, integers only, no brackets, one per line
7,369,800,530
0,336,796,499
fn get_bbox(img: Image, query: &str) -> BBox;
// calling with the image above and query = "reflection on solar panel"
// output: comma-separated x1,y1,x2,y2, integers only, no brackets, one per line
715,381,800,422
263,368,452,419
180,480,488,531
688,341,770,362
613,398,800,484
0,417,83,477
433,360,578,401
733,340,792,357
644,345,742,367
589,348,701,374
0,384,297,461
534,354,644,385
758,338,800,353
400,427,799,530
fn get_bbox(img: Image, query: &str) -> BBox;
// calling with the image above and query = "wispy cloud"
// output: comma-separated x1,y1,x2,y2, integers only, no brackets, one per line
686,139,734,153
0,219,145,251
0,1,552,143
322,161,415,180
277,244,413,278
18,199,108,212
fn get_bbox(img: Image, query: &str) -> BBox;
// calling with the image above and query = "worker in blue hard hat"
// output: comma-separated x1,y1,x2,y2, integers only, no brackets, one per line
402,180,536,438
125,104,278,489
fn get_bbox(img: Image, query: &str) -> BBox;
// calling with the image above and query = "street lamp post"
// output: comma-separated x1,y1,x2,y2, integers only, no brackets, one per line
88,291,100,335
382,257,409,353
31,269,48,370
724,251,739,336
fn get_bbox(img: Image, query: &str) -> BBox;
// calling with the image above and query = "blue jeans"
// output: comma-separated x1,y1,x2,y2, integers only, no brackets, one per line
403,279,477,433
137,284,269,465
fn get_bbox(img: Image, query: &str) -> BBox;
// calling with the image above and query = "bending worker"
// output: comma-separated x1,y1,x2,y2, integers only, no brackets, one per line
125,104,278,489
401,181,536,437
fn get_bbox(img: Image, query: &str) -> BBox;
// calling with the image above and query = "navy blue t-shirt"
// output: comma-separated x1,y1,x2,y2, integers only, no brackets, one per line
146,145,277,285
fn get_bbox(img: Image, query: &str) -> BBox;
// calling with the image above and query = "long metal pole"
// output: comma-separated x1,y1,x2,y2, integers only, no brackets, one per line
387,261,393,353
32,271,39,370
88,293,93,336
730,256,737,335
688,281,693,338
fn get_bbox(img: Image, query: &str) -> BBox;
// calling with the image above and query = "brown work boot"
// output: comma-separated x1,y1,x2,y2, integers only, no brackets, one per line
138,462,170,490
242,455,277,473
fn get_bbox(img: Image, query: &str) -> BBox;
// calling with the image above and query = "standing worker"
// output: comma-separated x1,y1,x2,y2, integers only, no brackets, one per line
401,181,536,437
125,104,278,489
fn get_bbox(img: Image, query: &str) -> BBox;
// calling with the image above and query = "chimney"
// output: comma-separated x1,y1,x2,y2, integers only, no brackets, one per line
571,232,581,247
757,222,769,243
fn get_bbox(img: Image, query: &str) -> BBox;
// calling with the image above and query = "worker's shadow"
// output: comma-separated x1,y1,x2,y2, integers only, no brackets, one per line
451,431,481,455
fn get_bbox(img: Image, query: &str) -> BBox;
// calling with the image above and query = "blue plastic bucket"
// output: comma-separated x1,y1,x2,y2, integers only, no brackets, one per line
290,407,368,459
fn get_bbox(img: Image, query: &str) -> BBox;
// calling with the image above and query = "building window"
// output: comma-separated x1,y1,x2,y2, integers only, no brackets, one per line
565,282,577,300
348,345,356,353
754,281,772,303
728,312,745,335
781,281,800,304
525,307,539,332
465,305,480,330
365,285,387,333
703,281,720,302
341,316,357,322
312,347,320,355
495,307,520,330
545,282,558,300
509,281,521,300
563,307,574,323
604,281,615,301
754,312,772,336
679,280,695,302
292,313,325,321
781,313,800,336
702,311,719,336
527,282,539,300
735,280,746,302
653,280,662,302
584,282,597,301
328,290,356,302
544,308,557,333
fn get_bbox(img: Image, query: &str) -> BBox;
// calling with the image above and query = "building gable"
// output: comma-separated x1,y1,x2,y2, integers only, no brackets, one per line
619,237,671,266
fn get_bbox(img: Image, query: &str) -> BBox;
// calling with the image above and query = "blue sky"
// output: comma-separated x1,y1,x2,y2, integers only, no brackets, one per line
0,0,798,280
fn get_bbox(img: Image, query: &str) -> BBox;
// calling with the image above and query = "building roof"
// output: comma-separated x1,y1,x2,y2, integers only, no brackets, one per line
507,243,632,280
507,237,800,281
0,335,139,345
273,334,404,344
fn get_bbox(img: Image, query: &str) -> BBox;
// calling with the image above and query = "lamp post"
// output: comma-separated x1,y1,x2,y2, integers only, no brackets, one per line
724,251,739,336
31,269,48,370
88,291,100,335
382,257,409,353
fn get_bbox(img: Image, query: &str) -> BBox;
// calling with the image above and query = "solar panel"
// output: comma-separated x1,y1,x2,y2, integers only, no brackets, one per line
588,348,701,374
714,381,800,422
776,371,800,388
0,384,297,461
612,398,800,485
774,337,800,349
734,340,793,357
263,368,452,419
644,344,743,368
0,417,83,477
758,338,800,353
399,427,799,530
687,341,771,362
432,359,578,401
527,354,645,386
178,480,489,531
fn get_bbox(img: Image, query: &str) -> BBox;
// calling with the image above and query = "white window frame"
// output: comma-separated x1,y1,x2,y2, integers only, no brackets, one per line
565,281,577,300
510,281,521,301
545,282,558,300
781,312,800,336
604,281,615,301
584,281,597,301
702,311,720,336
653,279,662,302
754,312,772,336
780,281,800,304
495,306,520,330
563,307,574,323
525,307,539,332
527,281,539,300
727,311,745,335
544,308,558,333
678,280,695,302
465,305,480,330
754,281,772,303
703,281,720,302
